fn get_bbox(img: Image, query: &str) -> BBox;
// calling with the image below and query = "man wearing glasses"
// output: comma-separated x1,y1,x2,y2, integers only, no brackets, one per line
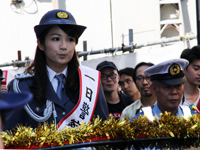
118,67,141,101
120,62,157,120
96,61,134,119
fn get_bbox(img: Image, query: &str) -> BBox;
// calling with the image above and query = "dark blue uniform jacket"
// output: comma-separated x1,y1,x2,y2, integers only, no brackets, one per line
3,77,109,131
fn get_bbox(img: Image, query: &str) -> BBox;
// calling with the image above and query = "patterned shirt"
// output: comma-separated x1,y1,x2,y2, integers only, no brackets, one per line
120,98,142,120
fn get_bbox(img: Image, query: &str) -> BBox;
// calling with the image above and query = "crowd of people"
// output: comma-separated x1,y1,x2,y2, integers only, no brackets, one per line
0,8,200,149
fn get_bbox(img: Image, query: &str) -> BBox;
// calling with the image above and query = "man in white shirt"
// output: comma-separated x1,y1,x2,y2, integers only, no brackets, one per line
180,46,200,110
120,62,157,120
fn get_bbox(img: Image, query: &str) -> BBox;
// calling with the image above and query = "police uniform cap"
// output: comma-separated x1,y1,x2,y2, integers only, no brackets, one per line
144,58,189,85
0,92,33,111
34,9,86,38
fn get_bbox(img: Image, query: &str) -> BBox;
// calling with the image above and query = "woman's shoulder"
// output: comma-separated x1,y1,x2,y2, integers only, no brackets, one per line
14,72,34,85
8,72,34,91
15,72,35,80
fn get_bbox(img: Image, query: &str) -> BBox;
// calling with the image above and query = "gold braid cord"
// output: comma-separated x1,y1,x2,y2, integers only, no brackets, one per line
2,112,200,149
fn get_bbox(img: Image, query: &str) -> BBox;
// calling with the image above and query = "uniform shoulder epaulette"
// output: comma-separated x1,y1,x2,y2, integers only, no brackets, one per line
15,72,35,79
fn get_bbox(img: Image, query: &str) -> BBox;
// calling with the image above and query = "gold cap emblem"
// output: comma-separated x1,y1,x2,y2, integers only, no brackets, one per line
169,64,180,75
57,12,68,19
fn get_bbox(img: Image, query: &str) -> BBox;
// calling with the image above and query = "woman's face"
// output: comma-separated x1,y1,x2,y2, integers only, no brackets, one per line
39,26,76,73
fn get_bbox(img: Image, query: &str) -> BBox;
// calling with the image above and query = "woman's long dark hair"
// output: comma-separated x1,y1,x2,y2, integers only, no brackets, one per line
25,25,80,104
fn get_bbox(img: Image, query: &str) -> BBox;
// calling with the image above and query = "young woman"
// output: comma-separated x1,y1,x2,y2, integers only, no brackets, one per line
4,9,109,131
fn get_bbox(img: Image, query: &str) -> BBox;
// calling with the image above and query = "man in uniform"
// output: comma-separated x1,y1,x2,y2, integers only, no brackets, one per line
130,59,198,121
96,61,134,119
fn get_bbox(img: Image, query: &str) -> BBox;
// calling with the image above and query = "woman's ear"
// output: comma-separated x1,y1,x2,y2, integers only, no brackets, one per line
37,39,44,51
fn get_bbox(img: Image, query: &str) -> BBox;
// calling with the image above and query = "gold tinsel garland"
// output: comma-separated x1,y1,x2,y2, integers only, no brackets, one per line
2,112,200,149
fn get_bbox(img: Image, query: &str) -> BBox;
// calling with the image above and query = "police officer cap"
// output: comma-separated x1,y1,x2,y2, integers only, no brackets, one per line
34,9,86,38
96,61,118,71
144,58,189,85
0,92,33,111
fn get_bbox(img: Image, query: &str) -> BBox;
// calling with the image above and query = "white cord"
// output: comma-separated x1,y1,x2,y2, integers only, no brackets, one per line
13,78,56,124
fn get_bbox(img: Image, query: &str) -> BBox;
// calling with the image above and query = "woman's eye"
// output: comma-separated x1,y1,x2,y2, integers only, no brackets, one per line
68,38,75,42
52,37,59,41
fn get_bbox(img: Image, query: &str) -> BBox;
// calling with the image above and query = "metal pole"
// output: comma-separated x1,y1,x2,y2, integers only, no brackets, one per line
52,0,58,9
129,29,133,53
83,41,87,61
77,34,196,57
0,35,196,68
110,0,114,48
196,0,200,45
17,50,21,61
0,60,31,68
129,29,133,45
122,34,124,44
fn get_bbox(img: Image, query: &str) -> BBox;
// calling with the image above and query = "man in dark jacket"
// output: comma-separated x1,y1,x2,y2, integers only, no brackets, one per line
96,61,134,119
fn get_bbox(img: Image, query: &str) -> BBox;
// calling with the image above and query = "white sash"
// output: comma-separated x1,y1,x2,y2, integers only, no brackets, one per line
57,65,100,130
